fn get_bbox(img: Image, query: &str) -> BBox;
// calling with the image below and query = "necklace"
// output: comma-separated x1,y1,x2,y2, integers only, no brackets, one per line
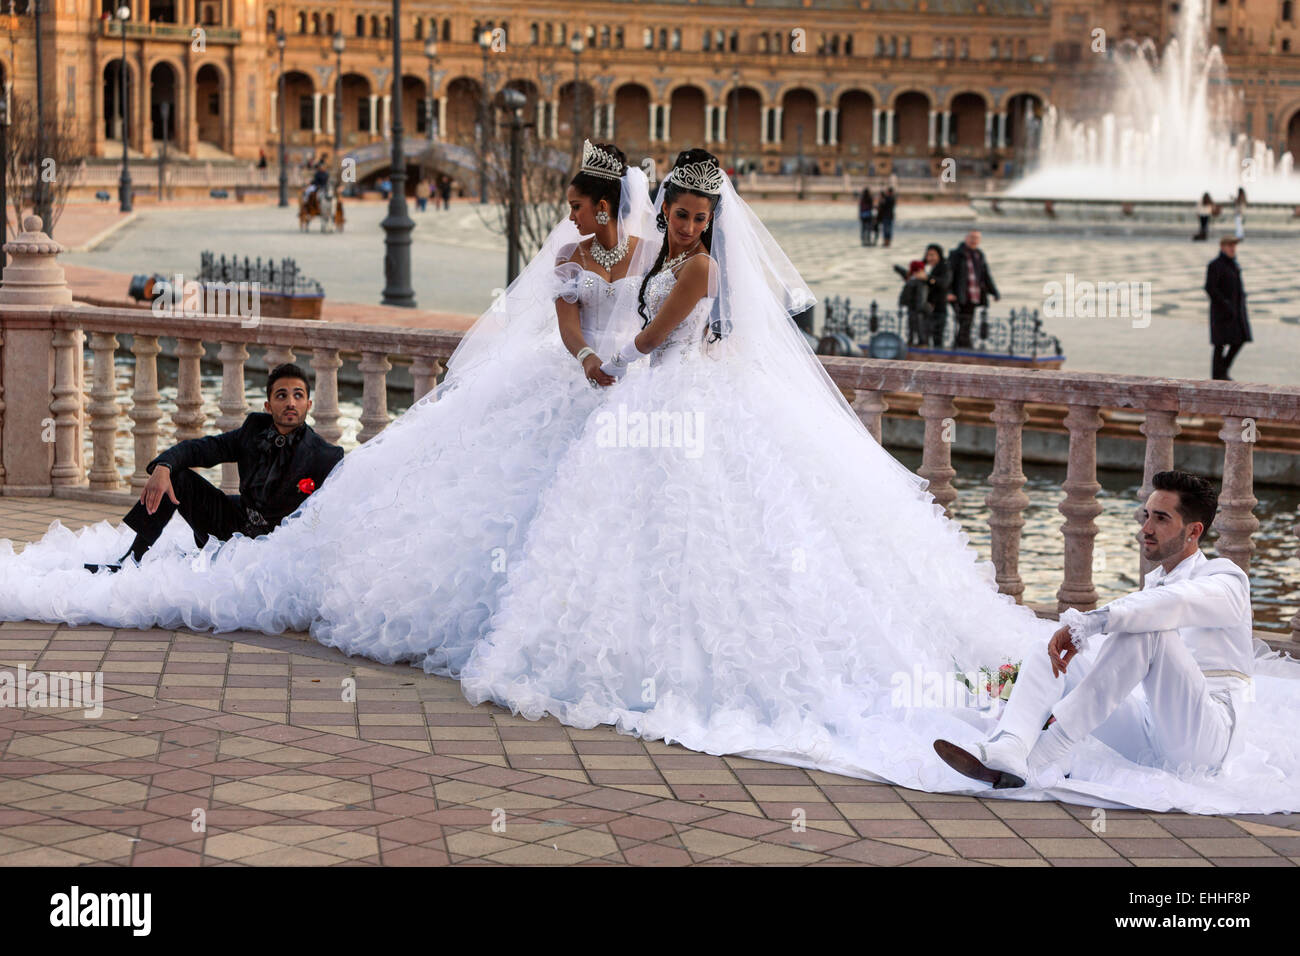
589,233,629,271
663,239,702,273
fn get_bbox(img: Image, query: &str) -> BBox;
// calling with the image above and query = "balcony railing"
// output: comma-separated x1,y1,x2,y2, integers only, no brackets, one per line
101,18,241,44
1,298,1296,647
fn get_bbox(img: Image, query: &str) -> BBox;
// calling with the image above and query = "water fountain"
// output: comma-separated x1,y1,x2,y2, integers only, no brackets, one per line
975,0,1300,228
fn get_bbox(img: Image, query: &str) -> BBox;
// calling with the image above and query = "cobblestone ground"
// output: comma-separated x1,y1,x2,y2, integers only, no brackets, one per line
62,199,1300,386
1,497,1296,867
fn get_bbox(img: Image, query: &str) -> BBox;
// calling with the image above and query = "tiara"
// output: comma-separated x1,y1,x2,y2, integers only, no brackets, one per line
579,140,623,180
669,159,724,195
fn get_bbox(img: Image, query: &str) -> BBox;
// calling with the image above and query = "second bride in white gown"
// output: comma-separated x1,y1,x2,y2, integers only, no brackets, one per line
460,150,1300,815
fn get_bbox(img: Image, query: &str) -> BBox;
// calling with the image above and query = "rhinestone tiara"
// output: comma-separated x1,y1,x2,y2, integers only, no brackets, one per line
579,140,624,180
669,159,724,195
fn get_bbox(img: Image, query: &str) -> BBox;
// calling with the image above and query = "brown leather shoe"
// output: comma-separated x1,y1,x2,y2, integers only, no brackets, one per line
933,738,1026,790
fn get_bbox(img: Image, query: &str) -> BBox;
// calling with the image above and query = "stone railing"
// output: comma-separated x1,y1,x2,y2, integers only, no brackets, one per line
0,216,1297,646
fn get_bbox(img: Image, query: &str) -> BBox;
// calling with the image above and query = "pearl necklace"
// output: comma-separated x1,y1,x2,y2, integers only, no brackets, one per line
589,233,629,270
663,239,702,273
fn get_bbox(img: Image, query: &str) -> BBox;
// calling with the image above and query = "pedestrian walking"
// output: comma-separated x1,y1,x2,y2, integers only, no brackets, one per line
1193,191,1212,241
858,187,875,246
1205,235,1251,381
946,230,998,349
877,187,897,248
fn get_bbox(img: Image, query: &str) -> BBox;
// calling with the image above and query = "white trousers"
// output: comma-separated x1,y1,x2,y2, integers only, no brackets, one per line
993,629,1234,772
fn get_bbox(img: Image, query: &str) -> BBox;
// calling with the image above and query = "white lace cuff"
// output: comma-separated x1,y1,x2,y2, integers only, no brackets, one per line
1059,607,1108,651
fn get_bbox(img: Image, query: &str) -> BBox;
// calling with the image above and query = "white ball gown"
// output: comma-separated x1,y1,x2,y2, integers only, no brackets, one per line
0,170,656,679
459,176,1300,815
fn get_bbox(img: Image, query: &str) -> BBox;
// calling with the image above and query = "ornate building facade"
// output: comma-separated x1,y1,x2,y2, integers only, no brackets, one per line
10,0,1300,181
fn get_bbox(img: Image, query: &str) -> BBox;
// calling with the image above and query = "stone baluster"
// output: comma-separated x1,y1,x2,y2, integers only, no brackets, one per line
985,399,1029,602
49,329,83,486
128,335,164,493
173,338,206,441
1056,404,1103,612
850,387,888,445
88,332,122,490
1216,415,1259,573
217,341,249,493
310,347,344,445
263,344,296,372
358,351,392,443
411,355,444,402
917,392,957,517
1136,409,1180,584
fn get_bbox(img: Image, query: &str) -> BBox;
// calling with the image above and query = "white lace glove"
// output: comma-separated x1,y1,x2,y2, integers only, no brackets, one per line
600,339,649,380
1059,607,1109,652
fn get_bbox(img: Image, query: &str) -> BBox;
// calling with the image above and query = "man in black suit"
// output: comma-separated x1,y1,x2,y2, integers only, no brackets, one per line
947,230,999,349
87,364,344,571
1205,235,1251,381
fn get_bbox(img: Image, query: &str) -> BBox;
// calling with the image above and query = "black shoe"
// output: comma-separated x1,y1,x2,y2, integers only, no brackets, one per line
84,563,122,574
933,739,1026,790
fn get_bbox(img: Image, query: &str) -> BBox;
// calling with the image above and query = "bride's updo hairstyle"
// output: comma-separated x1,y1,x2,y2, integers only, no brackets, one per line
637,148,722,328
569,141,627,212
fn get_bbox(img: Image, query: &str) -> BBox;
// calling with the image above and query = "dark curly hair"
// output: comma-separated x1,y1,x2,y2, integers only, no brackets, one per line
569,141,627,213
1151,470,1218,536
637,148,723,334
267,363,310,397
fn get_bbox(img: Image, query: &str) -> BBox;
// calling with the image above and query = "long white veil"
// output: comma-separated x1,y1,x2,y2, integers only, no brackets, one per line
629,168,930,497
432,165,655,396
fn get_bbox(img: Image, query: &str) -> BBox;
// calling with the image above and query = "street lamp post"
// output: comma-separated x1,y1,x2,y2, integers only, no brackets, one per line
116,5,132,213
478,29,491,204
795,123,804,200
729,69,740,188
423,37,438,142
332,31,344,187
569,35,583,156
33,0,49,231
276,29,288,207
501,88,527,285
379,0,415,307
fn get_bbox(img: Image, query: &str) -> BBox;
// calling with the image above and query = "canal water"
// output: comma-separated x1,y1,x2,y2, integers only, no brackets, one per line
90,356,1300,636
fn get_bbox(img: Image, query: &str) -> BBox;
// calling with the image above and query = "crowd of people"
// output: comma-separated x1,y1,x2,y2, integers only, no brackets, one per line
884,229,1000,350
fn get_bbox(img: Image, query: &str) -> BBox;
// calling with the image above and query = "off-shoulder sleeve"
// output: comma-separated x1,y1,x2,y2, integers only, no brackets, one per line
554,259,583,304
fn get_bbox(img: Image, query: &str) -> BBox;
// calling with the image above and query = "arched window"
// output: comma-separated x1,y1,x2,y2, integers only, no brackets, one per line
1017,38,1027,58
414,17,422,40
990,39,999,58
442,19,451,42
296,11,306,33
355,14,364,37
311,12,320,35
876,36,885,56
845,35,853,56
545,22,553,44
730,31,738,52
902,36,910,57
945,38,955,57
384,16,392,38
643,27,653,49
370,16,380,38
758,33,768,53
703,30,712,52
960,37,969,58
325,12,333,33
659,28,667,49
600,25,609,47
266,9,275,31
671,29,681,51
530,22,539,44
615,26,624,48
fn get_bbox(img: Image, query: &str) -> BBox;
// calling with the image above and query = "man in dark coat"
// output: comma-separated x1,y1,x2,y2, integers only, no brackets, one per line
1204,235,1251,381
947,230,999,349
87,364,344,571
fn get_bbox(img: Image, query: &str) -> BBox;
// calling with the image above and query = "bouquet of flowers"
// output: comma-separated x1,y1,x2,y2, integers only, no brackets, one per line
953,660,1019,705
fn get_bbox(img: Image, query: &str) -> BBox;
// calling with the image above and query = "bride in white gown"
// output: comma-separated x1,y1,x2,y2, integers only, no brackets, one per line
0,142,654,678
460,149,1300,815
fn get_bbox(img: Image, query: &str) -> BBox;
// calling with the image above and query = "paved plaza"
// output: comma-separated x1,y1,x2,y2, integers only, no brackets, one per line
1,496,1297,867
62,196,1300,386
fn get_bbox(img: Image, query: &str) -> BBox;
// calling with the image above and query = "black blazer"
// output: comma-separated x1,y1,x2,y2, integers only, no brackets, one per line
148,412,344,526
948,243,998,307
1205,252,1252,346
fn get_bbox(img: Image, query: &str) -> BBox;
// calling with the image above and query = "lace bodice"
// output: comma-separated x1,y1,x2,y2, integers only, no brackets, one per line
641,267,715,366
556,264,639,357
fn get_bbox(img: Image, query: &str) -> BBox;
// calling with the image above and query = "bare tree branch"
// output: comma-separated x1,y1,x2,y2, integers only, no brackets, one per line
4,95,87,240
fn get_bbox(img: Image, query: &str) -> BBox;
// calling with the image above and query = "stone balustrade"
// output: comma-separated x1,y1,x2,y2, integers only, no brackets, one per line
0,216,1296,646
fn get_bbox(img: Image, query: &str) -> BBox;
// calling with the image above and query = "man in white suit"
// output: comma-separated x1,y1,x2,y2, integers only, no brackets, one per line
935,470,1254,788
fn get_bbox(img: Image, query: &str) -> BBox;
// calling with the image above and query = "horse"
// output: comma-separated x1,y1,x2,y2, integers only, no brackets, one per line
298,182,341,233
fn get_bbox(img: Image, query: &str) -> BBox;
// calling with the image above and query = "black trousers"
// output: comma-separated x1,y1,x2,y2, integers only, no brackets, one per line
123,468,250,561
1211,341,1244,380
954,303,978,348
926,310,947,347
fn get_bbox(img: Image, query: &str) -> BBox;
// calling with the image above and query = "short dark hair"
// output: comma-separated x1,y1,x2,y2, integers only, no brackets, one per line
1151,470,1218,536
267,363,311,397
